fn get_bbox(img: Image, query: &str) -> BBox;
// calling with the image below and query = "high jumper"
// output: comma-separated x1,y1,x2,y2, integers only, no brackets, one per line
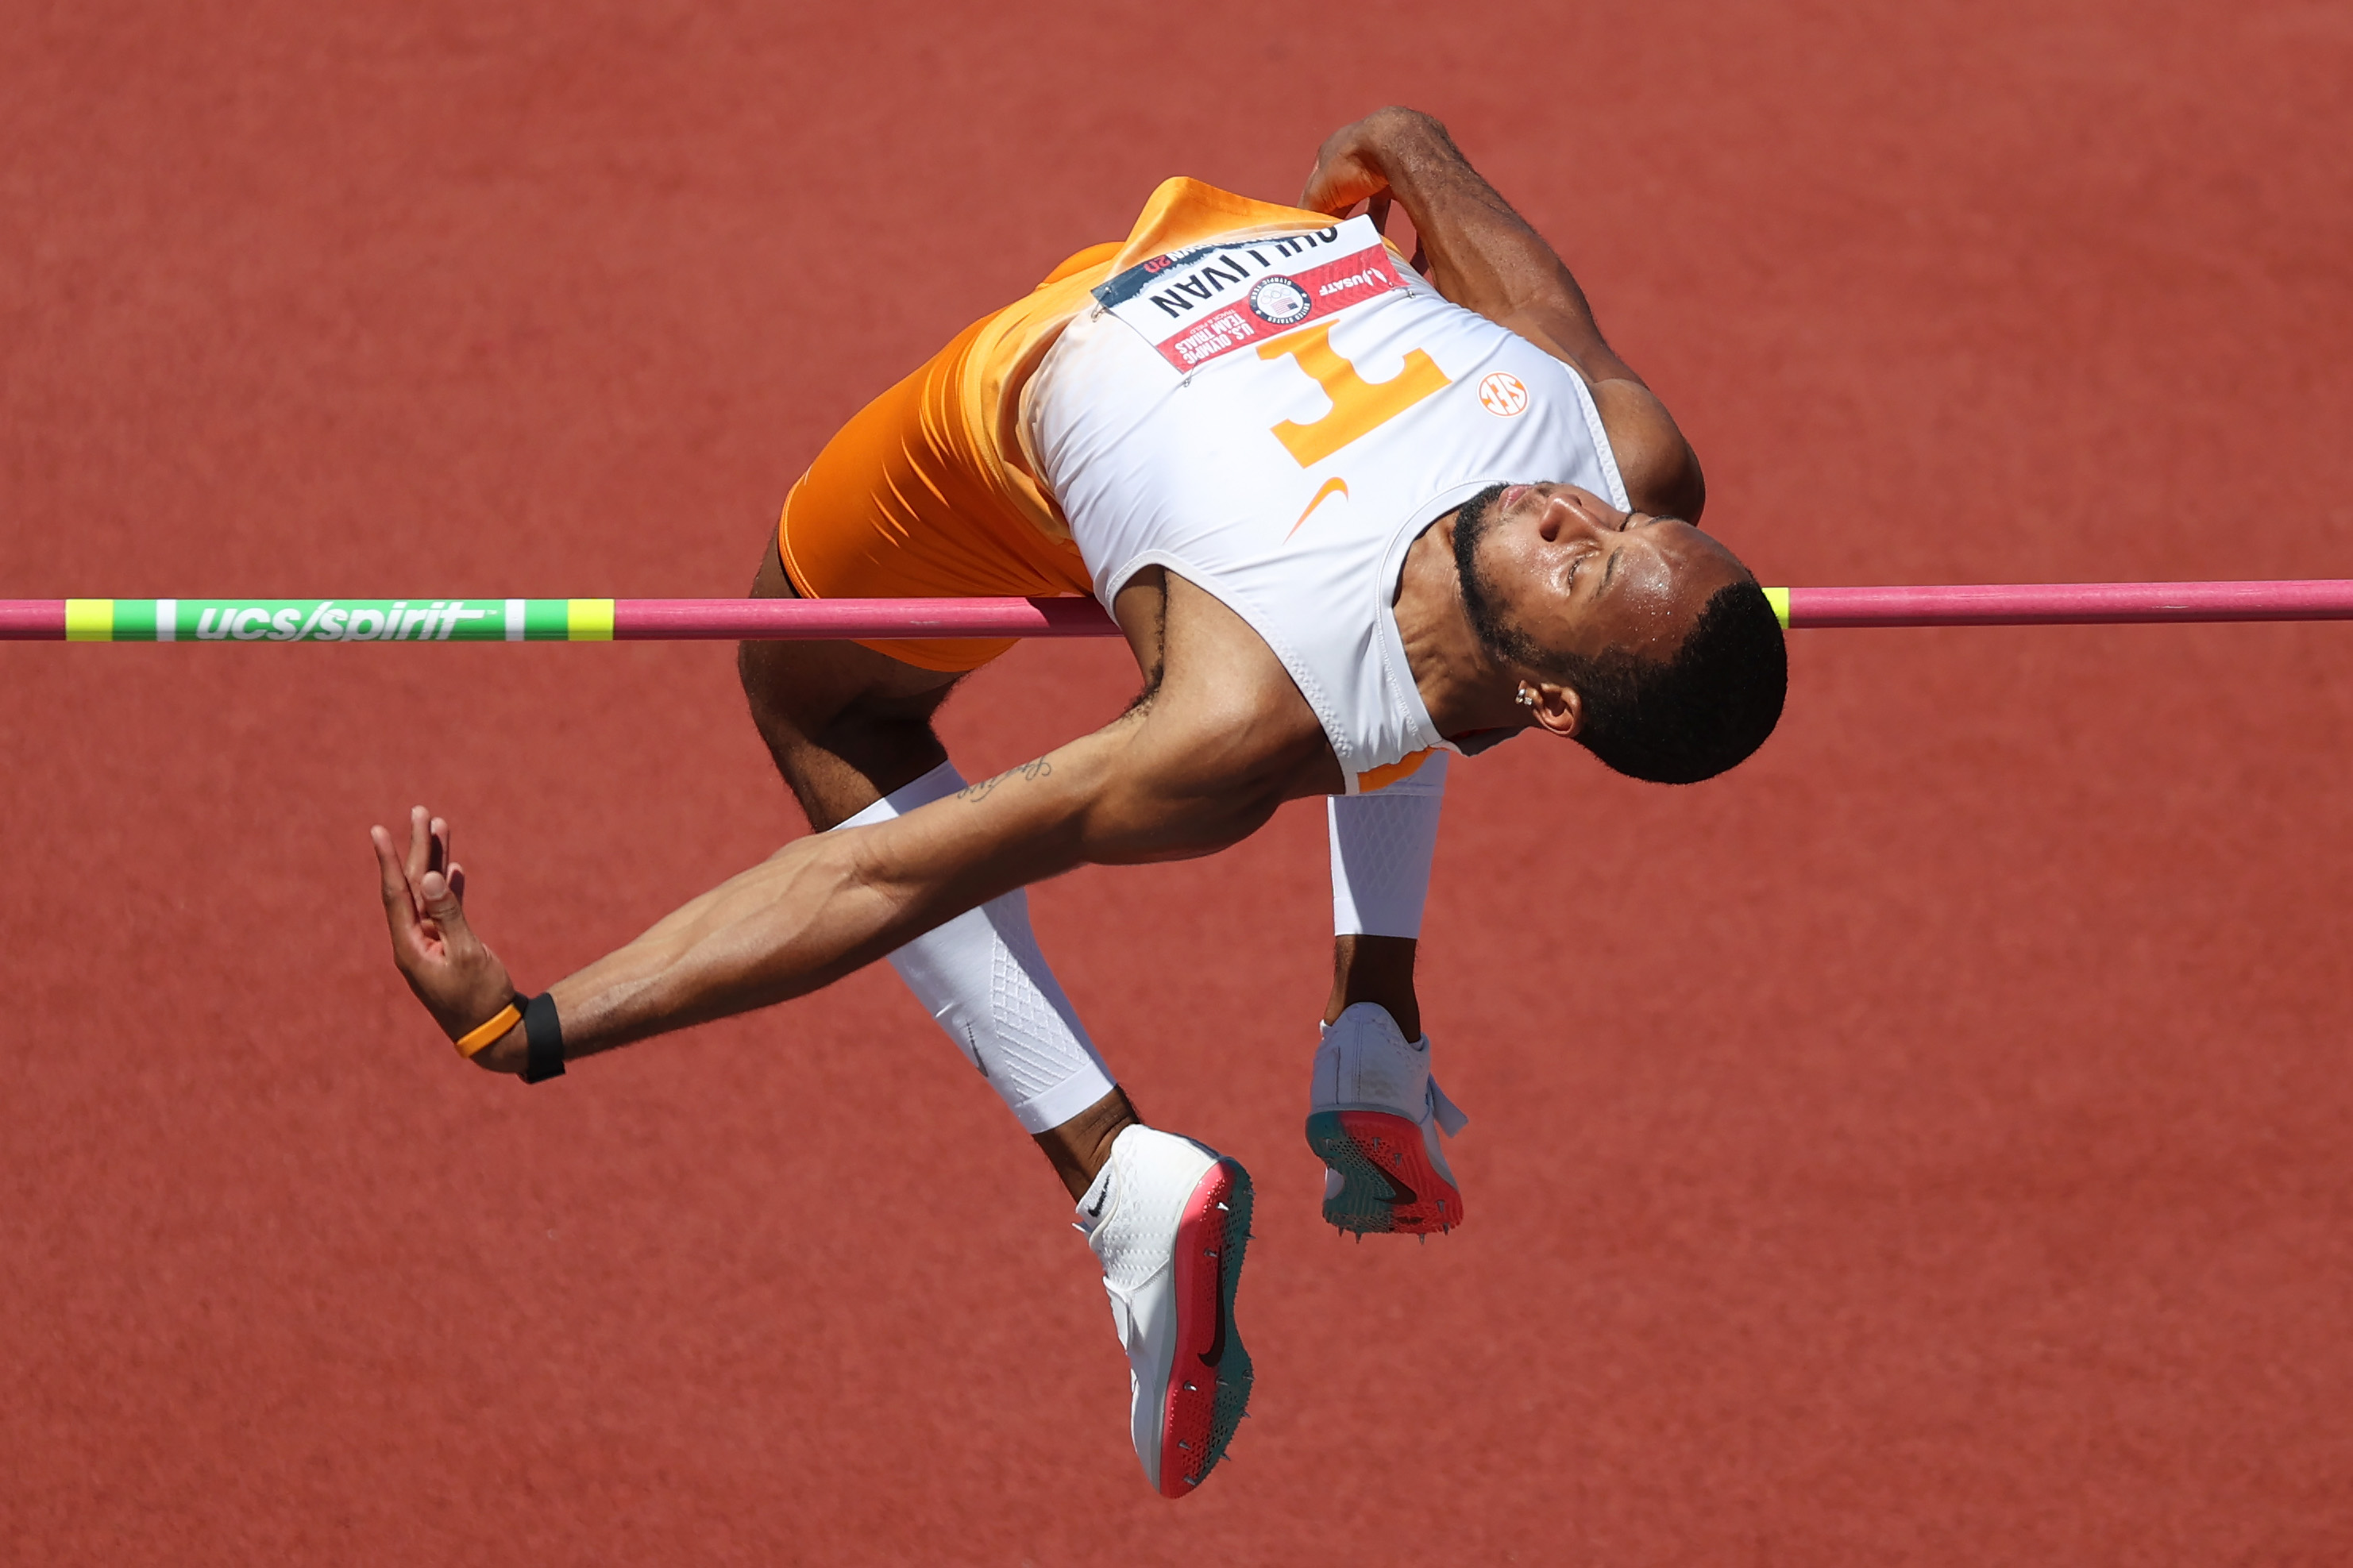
370,107,1788,1497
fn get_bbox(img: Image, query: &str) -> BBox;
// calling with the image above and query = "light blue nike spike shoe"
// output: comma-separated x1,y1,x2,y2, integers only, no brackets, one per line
1305,1002,1468,1235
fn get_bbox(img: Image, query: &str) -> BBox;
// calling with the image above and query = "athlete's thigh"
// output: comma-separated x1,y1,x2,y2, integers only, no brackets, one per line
739,530,963,723
736,530,969,825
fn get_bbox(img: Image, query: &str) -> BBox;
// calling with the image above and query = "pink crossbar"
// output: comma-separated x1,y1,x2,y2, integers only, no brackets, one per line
0,601,64,637
8,583,2353,640
611,597,1119,639
1786,580,2353,627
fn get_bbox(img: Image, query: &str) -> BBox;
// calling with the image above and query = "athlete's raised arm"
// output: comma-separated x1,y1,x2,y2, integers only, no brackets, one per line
1299,106,1705,522
372,580,1335,1076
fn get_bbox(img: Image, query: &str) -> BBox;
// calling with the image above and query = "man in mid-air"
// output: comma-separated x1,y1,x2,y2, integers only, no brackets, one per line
372,107,1787,1497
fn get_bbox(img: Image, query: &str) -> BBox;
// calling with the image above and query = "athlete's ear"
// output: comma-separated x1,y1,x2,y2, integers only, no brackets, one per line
1523,682,1580,738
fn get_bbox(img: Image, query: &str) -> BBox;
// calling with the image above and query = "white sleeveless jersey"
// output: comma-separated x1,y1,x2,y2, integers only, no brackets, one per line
1023,214,1630,792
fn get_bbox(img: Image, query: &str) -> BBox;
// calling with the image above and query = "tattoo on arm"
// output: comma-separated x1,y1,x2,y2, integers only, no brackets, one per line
955,757,1055,803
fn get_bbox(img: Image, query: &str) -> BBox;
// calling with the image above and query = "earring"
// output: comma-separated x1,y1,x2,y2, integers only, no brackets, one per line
1515,685,1537,707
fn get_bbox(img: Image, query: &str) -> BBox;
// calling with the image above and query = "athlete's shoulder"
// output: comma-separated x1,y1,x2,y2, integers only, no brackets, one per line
1479,304,1703,519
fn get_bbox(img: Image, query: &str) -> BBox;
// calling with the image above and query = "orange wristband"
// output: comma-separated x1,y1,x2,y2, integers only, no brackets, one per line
454,999,523,1059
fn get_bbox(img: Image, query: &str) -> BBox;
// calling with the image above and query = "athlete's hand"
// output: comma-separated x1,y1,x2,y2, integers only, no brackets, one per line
370,806,525,1073
1301,106,1445,219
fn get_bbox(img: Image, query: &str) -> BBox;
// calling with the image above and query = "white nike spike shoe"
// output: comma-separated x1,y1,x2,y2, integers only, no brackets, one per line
1076,1125,1254,1499
1305,1002,1469,1235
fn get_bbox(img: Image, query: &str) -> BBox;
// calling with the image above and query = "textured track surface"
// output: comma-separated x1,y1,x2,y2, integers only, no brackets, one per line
6,2,2352,1561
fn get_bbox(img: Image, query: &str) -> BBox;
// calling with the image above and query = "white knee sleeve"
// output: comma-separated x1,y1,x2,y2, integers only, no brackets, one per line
835,761,1117,1133
1328,750,1447,938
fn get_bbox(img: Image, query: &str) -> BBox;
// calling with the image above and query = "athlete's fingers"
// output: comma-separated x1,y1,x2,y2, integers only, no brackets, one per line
404,809,459,938
1299,147,1384,216
1301,124,1354,210
428,818,457,921
419,868,470,941
376,816,515,1044
1298,164,1343,214
371,825,423,946
402,805,432,903
1305,172,1384,218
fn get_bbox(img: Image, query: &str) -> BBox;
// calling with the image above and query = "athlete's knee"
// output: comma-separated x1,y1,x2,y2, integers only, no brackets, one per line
737,636,807,736
806,691,955,768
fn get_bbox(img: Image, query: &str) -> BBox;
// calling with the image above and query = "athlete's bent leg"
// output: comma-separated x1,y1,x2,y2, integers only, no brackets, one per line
739,531,1244,1492
1311,753,1468,1234
831,758,1128,1194
737,534,965,826
1322,750,1447,1030
736,534,1136,1199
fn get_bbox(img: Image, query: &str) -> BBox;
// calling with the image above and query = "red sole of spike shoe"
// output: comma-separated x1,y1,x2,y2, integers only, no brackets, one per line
1159,1158,1254,1498
1306,1109,1464,1235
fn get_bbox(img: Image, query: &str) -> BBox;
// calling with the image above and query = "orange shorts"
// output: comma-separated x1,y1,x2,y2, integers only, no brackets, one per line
775,178,1340,672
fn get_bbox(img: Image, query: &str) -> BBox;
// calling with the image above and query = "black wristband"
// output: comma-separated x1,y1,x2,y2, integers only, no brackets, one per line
518,992,565,1084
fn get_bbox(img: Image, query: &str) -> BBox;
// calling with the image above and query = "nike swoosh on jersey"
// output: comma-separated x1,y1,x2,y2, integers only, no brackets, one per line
1285,476,1350,538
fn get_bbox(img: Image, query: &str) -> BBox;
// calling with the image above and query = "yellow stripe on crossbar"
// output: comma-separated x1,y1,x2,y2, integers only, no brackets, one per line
64,599,115,641
1764,587,1790,630
566,599,615,641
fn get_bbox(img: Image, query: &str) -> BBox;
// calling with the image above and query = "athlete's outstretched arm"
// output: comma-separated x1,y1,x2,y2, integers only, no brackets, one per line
1299,106,1705,521
373,587,1333,1075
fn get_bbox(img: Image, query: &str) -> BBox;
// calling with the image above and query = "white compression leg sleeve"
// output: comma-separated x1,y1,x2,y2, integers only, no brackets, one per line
1328,751,1448,938
834,760,1117,1133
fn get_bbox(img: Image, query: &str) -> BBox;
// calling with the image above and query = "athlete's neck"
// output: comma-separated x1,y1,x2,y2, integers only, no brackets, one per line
1392,514,1540,742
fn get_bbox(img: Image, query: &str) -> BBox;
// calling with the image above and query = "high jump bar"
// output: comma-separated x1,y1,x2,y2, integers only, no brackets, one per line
7,582,2353,642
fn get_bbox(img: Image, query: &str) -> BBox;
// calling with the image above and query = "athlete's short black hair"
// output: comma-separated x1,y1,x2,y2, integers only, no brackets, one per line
1543,580,1788,784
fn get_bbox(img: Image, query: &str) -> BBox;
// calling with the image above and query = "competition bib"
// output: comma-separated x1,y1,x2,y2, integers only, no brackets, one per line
1091,214,1409,372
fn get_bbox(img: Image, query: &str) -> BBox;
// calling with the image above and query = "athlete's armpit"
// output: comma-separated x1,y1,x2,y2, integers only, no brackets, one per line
1072,573,1342,864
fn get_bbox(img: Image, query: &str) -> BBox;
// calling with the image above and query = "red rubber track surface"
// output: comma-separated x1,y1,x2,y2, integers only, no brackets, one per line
5,4,2351,1561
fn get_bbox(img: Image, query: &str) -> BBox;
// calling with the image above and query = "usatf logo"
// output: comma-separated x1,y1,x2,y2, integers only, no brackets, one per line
1477,372,1529,417
1248,276,1313,326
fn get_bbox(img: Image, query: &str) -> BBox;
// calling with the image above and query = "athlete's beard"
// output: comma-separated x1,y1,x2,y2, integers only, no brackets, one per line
1451,482,1553,676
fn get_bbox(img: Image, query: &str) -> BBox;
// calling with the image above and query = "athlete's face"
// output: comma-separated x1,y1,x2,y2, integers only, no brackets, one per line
1453,481,1747,672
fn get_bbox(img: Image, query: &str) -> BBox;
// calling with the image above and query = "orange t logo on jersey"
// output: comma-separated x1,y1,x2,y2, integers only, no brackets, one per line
1259,325,1451,467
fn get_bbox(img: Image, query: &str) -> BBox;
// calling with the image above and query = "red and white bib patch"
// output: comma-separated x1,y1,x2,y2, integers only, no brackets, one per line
1092,214,1410,372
